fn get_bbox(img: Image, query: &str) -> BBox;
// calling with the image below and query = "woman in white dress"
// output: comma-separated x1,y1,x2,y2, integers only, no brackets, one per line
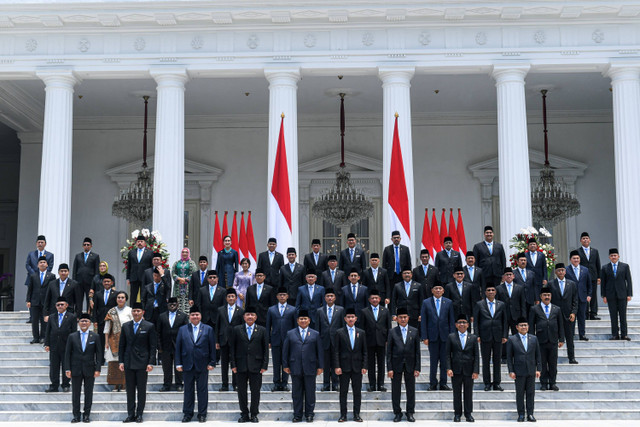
103,290,133,391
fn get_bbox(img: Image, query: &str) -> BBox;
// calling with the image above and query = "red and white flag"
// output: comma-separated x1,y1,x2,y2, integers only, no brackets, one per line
439,208,448,250
269,115,293,252
430,209,441,259
212,211,223,269
421,209,435,266
387,114,412,253
239,212,249,268
222,211,229,240
448,209,459,253
457,209,468,266
231,211,239,255
246,211,258,273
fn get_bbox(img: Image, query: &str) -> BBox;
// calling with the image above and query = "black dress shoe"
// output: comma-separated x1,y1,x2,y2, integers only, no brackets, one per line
331,385,339,392
493,384,504,391
579,336,589,341
539,384,548,391
176,385,184,391
233,386,238,391
305,415,314,423
45,386,58,393
122,416,135,423
378,386,387,392
453,415,461,422
622,336,631,341
527,415,537,422
292,417,302,423
321,385,330,392
71,417,81,423
197,415,206,423
591,316,601,320
250,416,259,423
219,385,229,391
439,384,452,391
238,416,250,423
135,415,143,423
353,415,363,422
26,319,32,323
466,415,475,422
406,413,415,422
569,359,579,364
393,414,403,423
83,415,90,423
517,415,525,422
182,415,192,423
367,385,376,392
283,385,291,391
428,385,438,391
30,339,39,344
39,338,45,343
550,385,559,391
610,336,620,340
483,385,491,391
160,386,171,392
338,416,347,423
62,386,71,392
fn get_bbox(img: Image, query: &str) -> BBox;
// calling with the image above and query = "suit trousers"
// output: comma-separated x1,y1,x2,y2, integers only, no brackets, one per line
428,340,448,387
539,342,558,386
323,345,339,388
129,281,142,304
367,345,386,388
71,374,95,418
236,372,262,417
515,374,535,416
30,305,45,340
124,369,148,417
339,371,363,416
480,340,502,386
607,298,628,337
182,369,209,417
588,282,598,317
49,346,70,388
391,369,415,415
577,302,587,337
291,374,317,418
562,318,576,360
160,350,182,387
271,346,288,387
452,374,474,417
79,282,92,312
219,344,236,388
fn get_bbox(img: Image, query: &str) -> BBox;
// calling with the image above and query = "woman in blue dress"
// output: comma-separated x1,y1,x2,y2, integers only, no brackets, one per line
216,235,238,288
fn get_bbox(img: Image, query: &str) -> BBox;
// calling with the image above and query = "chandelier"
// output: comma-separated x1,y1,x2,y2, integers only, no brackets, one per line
531,90,581,225
112,95,154,224
312,93,374,228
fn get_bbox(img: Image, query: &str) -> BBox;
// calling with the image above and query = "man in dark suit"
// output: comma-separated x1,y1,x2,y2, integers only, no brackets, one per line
507,318,542,422
421,283,455,390
126,235,154,304
266,287,297,392
91,274,117,352
390,268,423,328
296,270,325,329
175,306,216,423
601,248,633,340
142,253,172,301
529,286,565,390
24,235,54,324
283,310,324,423
26,256,56,343
473,284,508,391
340,233,368,277
362,253,391,306
446,314,480,423
118,303,157,423
566,251,592,341
525,239,548,292
382,231,412,287
215,287,244,391
387,307,420,422
497,268,527,335
256,237,285,287
576,232,602,320
195,270,226,331
412,249,439,301
279,247,306,306
513,253,539,317
464,251,485,304
360,289,390,392
64,313,103,423
72,237,100,312
444,267,474,322
245,268,276,327
341,269,369,325
44,297,77,393
44,263,79,316
316,288,344,391
472,226,506,288
334,308,367,422
321,255,347,302
436,236,463,285
141,268,169,324
304,239,328,277
189,256,209,303
156,297,188,392
548,263,579,364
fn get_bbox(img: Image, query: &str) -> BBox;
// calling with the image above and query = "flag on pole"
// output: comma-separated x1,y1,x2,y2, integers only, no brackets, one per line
231,211,239,255
421,209,435,266
246,211,258,273
212,211,222,269
430,209,441,259
269,114,293,252
222,211,229,240
387,113,412,252
239,212,249,270
448,208,459,253
439,208,447,249
457,209,468,266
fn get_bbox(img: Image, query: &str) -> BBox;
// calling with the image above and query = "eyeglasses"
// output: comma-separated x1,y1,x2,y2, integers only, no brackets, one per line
83,243,91,246
55,303,66,307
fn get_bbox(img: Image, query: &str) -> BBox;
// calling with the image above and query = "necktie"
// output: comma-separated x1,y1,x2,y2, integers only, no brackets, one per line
201,271,205,284
457,282,463,296
469,267,474,281
436,298,440,316
373,269,377,281
401,327,407,344
447,250,451,258
154,284,159,307
193,325,198,341
545,304,549,318
521,269,526,281
613,264,617,277
350,248,354,262
39,251,43,258
169,312,175,327
290,264,294,273
574,266,580,280
531,253,536,265
257,284,262,300
352,284,357,300
134,322,139,334
328,306,332,323
269,252,274,263
488,242,493,255
349,327,355,349
84,252,88,262
210,286,214,300
507,283,512,297
309,285,314,299
314,253,318,265
585,247,590,260
331,270,335,282
460,333,466,349
280,305,284,316
395,246,400,274
560,280,565,296
104,289,109,304
40,272,44,284
81,332,87,351
137,249,142,262
58,312,63,327
247,325,252,340
229,306,233,322
373,306,378,321
522,334,528,351
489,301,494,317
423,265,428,276
301,328,306,342
405,282,410,297
60,281,65,295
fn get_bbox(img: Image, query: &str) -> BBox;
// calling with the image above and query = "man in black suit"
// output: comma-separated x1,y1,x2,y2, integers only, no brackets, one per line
446,314,480,423
26,256,56,343
189,256,209,303
126,235,154,304
72,237,100,312
266,287,297,392
296,269,325,329
529,286,565,391
44,297,77,393
444,267,474,322
175,306,216,423
497,268,527,335
513,252,539,315
316,288,344,391
566,251,592,341
382,231,412,287
215,287,244,391
362,253,391,306
156,297,188,392
119,303,157,423
576,232,602,320
245,268,275,327
507,318,541,422
142,253,172,301
64,313,103,423
387,307,420,422
230,306,269,423
279,247,306,306
436,236,463,285
473,284,508,391
601,248,633,340
360,289,390,392
464,251,485,304
195,270,226,331
256,237,285,287
472,226,506,288
44,263,79,316
321,255,347,302
304,239,328,277
390,269,423,328
421,283,455,391
412,249,439,301
24,235,54,323
526,238,548,290
282,309,324,423
334,308,367,422
548,263,579,364
340,233,368,277
341,269,369,325
142,268,169,325
91,274,117,352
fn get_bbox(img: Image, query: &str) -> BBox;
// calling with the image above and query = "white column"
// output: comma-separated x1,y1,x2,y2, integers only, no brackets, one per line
607,64,640,304
36,71,78,268
379,67,416,259
265,68,300,252
492,65,532,252
150,68,188,265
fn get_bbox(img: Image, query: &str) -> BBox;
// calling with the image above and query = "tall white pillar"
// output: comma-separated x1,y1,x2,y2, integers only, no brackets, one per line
379,67,416,260
265,68,300,252
36,71,78,268
150,68,188,265
607,64,640,304
492,65,532,252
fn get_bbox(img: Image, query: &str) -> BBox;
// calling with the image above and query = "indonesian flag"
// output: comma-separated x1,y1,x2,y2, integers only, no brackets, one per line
448,209,459,254
457,209,468,266
421,209,435,266
246,211,258,273
212,211,223,269
231,211,239,255
222,211,229,240
439,208,447,249
269,115,293,252
387,114,412,252
239,212,249,269
430,209,441,259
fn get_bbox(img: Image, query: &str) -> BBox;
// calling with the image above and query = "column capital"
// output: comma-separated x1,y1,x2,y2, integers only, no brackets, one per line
150,67,189,87
264,68,301,86
36,70,79,89
605,63,640,81
378,66,415,86
491,64,530,84
17,131,43,145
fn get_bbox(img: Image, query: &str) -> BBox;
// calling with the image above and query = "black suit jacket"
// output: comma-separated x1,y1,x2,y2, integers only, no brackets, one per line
386,325,421,373
64,330,103,377
156,310,189,353
26,271,56,307
525,251,548,287
549,279,579,319
601,262,633,299
126,248,154,282
435,250,463,284
340,283,369,318
382,244,411,280
142,282,169,318
316,305,345,350
529,303,565,344
507,333,542,376
190,269,209,292
257,251,284,286
320,269,347,300
215,305,244,347
413,264,440,297
118,319,157,369
44,279,80,315
361,267,391,302
513,267,539,306
472,241,506,281
446,332,479,376
266,304,297,347
444,281,474,318
230,324,269,373
195,285,227,325
245,283,276,325
175,323,216,372
577,246,601,284
464,265,485,302
390,281,424,319
473,299,508,342
340,247,368,276
24,250,54,286
142,267,172,297
496,282,527,323
92,288,117,323
303,252,328,275
333,326,367,372
45,311,77,350
360,305,391,347
279,263,306,302
72,251,101,286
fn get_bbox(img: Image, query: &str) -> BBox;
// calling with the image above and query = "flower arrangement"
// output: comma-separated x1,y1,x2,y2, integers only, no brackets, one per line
120,229,170,272
509,226,556,277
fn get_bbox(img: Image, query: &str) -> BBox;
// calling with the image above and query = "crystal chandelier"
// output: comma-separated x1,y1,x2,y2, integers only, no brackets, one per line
112,96,154,224
312,93,374,228
531,90,581,225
